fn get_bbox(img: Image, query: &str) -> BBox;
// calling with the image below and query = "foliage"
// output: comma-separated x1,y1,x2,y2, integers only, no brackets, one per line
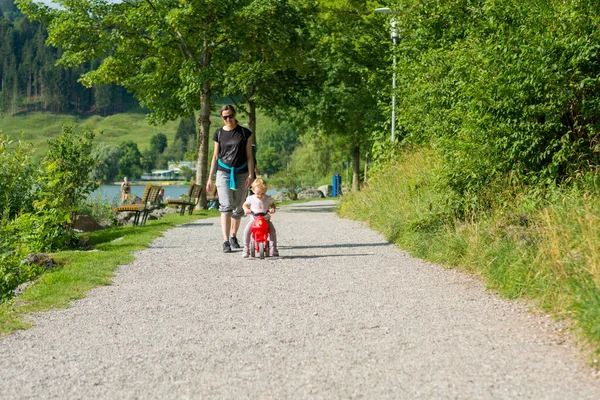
0,133,36,221
270,0,389,191
15,0,315,200
270,167,302,200
172,115,197,161
1,126,98,301
91,143,121,183
79,193,117,227
150,133,168,155
117,141,142,179
216,0,314,134
178,166,196,182
288,131,345,187
0,9,137,115
383,0,600,214
255,122,300,176
0,132,38,301
21,126,98,251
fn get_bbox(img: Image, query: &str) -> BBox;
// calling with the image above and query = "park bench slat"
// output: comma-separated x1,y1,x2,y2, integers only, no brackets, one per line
114,184,162,226
166,182,203,216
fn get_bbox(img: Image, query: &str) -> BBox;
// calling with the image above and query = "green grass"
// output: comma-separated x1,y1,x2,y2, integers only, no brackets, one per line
0,110,179,157
0,105,278,158
339,146,600,358
0,209,219,335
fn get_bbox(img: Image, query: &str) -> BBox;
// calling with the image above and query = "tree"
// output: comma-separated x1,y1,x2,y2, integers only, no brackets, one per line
0,132,36,220
274,1,388,191
92,143,121,183
118,141,142,179
173,115,197,160
0,0,20,20
16,0,260,207
94,84,112,116
150,133,168,155
256,145,281,176
377,0,600,211
215,0,314,136
256,122,300,175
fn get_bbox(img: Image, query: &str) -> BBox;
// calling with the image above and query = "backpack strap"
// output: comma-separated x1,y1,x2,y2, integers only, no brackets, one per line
216,127,223,144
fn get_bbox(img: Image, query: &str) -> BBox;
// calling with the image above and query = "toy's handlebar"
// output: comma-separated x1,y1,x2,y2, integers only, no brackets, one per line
251,211,269,217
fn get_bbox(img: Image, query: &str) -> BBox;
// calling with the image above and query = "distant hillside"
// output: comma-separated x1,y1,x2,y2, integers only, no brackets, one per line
0,110,179,157
0,107,278,157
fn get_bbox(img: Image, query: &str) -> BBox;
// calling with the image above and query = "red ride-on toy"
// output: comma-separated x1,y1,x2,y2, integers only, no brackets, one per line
250,212,270,259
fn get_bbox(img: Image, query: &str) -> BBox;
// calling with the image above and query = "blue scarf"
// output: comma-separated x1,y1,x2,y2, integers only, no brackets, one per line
218,159,248,190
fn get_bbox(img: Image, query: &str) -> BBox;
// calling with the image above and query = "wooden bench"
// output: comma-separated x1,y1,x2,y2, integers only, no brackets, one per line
166,182,203,216
114,184,163,226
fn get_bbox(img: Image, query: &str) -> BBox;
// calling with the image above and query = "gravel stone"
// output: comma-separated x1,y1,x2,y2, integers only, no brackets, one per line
1,200,599,399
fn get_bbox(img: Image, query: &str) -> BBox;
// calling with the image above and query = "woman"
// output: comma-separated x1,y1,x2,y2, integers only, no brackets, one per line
120,177,131,203
206,105,255,253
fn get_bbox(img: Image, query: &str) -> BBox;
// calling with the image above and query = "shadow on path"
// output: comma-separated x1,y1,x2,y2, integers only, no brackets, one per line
286,208,334,213
178,223,215,228
278,253,374,260
280,242,390,250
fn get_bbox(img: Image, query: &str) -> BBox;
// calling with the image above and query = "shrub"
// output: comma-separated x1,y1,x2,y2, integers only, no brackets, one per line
0,134,37,222
0,127,99,301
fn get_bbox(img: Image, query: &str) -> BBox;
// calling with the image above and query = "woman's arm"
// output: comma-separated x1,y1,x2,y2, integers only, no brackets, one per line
206,142,220,192
245,136,255,188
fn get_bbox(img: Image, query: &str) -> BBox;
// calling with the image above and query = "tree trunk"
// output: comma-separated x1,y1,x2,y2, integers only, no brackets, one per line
248,97,256,137
196,43,212,209
352,144,360,192
363,150,369,185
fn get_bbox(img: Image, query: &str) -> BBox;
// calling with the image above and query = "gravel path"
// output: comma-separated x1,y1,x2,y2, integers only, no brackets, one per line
1,200,599,399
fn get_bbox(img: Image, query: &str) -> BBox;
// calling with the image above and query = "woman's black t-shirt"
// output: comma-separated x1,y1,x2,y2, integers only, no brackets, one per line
213,125,253,174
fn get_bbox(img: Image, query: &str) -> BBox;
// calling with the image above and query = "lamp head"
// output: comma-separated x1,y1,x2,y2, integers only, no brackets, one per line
375,8,391,14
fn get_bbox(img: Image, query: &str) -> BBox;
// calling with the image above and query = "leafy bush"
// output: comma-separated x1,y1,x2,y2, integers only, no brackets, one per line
1,126,99,301
14,127,99,251
386,0,600,215
0,134,37,222
78,193,117,227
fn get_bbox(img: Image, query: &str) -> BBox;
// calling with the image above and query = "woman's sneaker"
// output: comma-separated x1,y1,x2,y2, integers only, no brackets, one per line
223,241,232,253
242,245,250,258
270,247,279,257
230,236,240,249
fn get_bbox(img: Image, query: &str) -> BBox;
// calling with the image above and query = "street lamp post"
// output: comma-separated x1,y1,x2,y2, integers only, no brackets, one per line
375,8,397,143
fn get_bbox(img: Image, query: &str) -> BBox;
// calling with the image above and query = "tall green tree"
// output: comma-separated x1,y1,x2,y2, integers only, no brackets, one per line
216,0,313,136
92,143,121,183
173,115,197,159
280,0,388,191
381,0,600,212
0,0,20,20
16,0,262,207
118,141,142,180
150,133,168,155
256,122,299,175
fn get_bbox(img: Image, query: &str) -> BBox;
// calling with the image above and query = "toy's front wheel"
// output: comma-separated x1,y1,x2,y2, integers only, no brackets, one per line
250,238,256,258
259,242,265,259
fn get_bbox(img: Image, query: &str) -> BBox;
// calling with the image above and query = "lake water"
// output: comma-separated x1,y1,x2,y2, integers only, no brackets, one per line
92,184,190,202
92,184,278,203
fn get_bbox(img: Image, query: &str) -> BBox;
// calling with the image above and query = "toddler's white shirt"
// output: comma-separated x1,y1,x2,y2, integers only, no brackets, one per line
245,194,273,220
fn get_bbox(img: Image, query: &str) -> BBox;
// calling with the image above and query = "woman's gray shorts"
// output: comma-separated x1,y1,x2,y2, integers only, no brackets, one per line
216,170,248,219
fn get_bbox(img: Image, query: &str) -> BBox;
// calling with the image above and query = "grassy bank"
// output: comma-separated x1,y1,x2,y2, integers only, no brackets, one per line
339,147,600,356
0,110,179,156
0,209,218,335
0,107,278,158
